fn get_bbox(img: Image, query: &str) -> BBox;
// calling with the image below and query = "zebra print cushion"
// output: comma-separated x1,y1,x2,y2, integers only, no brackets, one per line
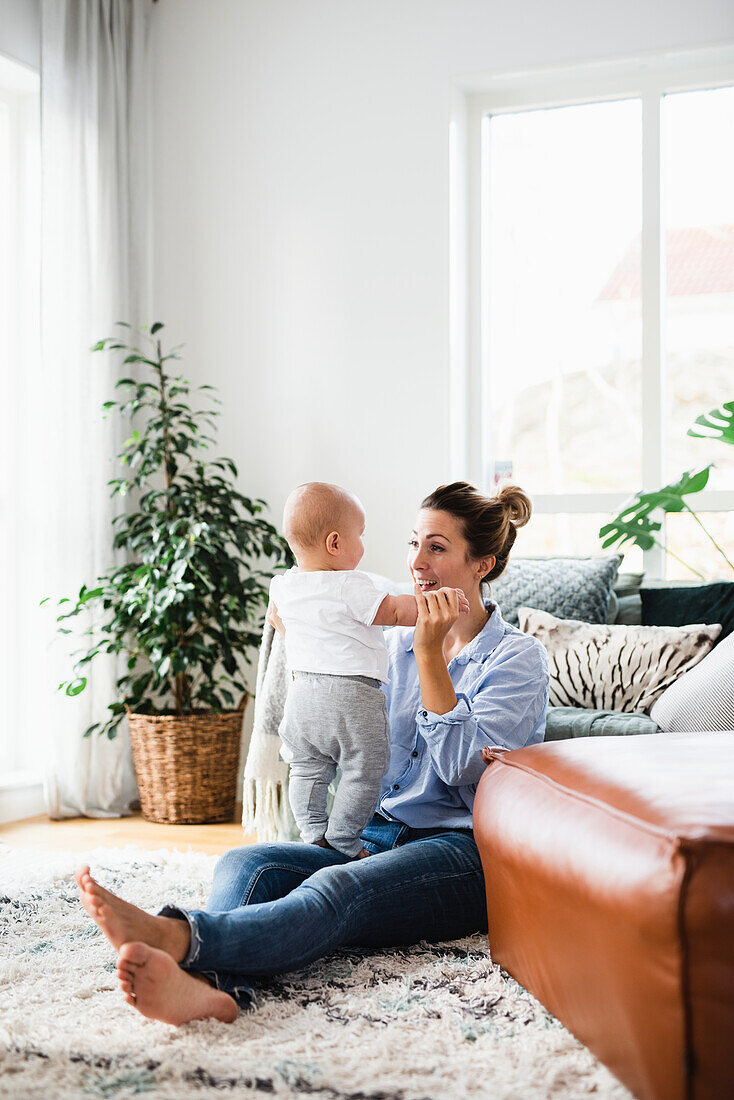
518,607,721,713
650,631,734,732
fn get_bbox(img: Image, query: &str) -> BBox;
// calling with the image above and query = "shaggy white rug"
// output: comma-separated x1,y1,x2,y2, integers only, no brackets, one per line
0,843,632,1100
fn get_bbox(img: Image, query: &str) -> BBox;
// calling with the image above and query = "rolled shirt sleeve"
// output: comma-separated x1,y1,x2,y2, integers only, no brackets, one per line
415,644,549,787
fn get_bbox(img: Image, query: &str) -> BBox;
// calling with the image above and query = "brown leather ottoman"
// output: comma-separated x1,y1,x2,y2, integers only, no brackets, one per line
472,731,734,1100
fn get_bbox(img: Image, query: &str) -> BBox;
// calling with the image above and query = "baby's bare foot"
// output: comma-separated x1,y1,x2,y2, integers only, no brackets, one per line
74,865,190,961
117,942,238,1025
355,847,371,859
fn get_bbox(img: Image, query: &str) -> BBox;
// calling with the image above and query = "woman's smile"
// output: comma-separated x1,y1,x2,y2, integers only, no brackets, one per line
407,509,471,597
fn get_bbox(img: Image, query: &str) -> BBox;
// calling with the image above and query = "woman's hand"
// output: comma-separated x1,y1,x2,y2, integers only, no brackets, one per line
412,584,466,656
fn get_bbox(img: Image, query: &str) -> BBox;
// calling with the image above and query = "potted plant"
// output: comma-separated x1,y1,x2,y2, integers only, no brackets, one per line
41,322,293,823
600,400,734,579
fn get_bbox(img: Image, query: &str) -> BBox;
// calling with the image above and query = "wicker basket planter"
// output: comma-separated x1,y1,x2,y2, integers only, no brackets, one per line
126,694,249,824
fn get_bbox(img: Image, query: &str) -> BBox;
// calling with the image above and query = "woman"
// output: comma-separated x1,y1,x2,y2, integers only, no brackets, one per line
75,481,550,1026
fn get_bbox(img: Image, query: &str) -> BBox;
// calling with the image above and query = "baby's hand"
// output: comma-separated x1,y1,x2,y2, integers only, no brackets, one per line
267,601,285,636
453,588,471,614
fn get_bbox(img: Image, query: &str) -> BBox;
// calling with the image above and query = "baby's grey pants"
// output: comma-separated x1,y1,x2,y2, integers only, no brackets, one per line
278,670,391,858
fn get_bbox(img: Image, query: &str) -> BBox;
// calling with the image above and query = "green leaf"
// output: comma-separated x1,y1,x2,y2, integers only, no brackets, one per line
637,465,712,511
80,587,105,603
688,401,734,446
65,677,87,697
599,464,713,554
150,322,164,335
599,515,660,551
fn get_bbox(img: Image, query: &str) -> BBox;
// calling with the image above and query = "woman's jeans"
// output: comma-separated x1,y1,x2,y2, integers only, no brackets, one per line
157,812,488,1009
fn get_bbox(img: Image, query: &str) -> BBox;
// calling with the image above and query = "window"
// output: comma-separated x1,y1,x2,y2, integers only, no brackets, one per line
0,53,41,806
453,46,734,579
662,87,734,495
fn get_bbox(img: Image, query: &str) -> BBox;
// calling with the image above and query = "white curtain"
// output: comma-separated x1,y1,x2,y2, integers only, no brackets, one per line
30,0,154,816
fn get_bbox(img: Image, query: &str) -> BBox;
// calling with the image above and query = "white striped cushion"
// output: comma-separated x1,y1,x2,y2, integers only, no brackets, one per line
650,632,734,732
517,607,721,713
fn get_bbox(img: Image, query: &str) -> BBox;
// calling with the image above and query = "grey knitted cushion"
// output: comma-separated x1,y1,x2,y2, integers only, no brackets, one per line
491,555,622,627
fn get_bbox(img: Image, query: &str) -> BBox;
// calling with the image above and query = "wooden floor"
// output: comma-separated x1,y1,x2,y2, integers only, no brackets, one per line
0,805,256,855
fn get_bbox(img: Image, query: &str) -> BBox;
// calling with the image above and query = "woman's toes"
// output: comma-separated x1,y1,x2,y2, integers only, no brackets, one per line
84,873,103,898
119,979,134,995
80,870,111,905
119,941,148,968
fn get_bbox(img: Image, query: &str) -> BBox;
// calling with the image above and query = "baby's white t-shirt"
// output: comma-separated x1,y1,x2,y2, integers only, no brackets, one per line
269,567,391,683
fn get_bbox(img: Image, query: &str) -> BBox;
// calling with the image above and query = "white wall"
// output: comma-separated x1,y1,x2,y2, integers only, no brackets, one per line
150,0,734,586
0,0,39,69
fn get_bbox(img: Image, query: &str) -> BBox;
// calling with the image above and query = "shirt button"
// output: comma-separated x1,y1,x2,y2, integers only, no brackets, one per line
393,784,399,790
412,750,418,758
421,710,428,717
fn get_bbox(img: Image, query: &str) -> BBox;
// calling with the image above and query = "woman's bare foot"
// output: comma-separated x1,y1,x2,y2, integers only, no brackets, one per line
116,942,238,1025
74,865,190,961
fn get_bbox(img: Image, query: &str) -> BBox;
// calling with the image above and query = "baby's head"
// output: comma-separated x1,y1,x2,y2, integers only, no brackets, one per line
283,482,365,570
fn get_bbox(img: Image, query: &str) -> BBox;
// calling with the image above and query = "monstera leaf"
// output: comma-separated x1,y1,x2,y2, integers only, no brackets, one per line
688,401,734,446
599,511,661,551
599,465,713,551
635,464,713,512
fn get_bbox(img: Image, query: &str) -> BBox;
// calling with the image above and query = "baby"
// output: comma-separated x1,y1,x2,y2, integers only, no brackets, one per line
268,481,468,860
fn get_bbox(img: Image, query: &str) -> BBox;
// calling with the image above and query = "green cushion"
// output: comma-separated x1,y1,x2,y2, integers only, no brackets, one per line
544,706,659,741
641,581,734,643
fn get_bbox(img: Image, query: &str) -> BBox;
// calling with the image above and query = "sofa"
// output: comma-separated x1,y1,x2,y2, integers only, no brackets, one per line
473,729,734,1100
466,558,734,1099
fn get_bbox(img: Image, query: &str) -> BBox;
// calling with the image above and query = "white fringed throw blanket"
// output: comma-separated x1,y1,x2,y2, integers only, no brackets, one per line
241,620,301,842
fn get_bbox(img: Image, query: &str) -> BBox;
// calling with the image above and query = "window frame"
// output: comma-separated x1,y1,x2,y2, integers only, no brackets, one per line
450,44,734,578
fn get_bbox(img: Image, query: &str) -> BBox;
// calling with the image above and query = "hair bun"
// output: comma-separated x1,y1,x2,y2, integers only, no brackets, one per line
494,483,532,529
419,479,532,584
